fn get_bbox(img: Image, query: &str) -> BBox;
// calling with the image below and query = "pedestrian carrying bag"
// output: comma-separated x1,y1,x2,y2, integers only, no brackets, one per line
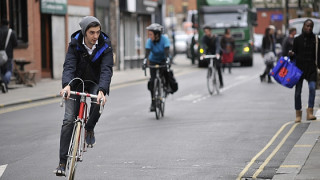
0,29,12,66
269,56,303,88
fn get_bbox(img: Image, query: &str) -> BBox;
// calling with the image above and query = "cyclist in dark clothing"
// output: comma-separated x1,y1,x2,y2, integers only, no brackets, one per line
55,16,113,176
201,25,223,88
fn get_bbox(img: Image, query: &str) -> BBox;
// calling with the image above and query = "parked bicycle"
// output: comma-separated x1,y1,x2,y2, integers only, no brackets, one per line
201,54,221,95
60,79,103,180
143,61,170,119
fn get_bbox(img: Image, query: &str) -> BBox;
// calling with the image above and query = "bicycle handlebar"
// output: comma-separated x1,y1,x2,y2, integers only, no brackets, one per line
200,54,220,60
60,91,104,114
143,64,170,76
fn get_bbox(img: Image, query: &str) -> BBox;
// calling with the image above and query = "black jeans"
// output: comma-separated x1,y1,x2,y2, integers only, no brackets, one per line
59,84,101,164
147,62,167,100
261,62,274,81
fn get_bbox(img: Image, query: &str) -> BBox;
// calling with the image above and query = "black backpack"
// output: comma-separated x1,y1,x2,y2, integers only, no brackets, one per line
165,70,178,94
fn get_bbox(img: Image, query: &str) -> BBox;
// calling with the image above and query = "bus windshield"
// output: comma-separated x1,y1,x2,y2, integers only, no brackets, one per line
203,12,248,28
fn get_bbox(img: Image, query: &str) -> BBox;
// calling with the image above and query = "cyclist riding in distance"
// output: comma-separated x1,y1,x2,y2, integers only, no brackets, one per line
201,25,224,88
55,16,113,176
143,23,171,112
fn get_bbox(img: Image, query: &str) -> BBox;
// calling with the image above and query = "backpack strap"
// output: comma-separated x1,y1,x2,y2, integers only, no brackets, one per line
316,35,318,66
4,29,12,49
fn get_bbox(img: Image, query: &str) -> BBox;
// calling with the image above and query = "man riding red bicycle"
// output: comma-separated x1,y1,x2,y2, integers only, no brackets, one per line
54,16,113,176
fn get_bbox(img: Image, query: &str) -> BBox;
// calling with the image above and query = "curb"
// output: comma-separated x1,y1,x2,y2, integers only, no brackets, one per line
272,120,320,180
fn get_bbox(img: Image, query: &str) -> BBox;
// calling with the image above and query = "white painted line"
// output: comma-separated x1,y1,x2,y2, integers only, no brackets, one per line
0,164,8,178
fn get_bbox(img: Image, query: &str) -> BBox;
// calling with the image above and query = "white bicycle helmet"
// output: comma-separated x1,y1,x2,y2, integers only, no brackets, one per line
146,23,163,32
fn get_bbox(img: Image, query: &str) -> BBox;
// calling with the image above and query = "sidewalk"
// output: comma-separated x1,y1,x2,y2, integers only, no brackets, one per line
0,55,319,179
0,56,195,108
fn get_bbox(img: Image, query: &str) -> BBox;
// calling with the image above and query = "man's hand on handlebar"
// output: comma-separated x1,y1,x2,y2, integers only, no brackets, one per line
60,85,71,99
97,90,106,106
215,53,220,60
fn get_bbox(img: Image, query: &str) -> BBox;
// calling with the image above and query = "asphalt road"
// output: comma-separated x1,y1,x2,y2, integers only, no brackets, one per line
0,54,311,180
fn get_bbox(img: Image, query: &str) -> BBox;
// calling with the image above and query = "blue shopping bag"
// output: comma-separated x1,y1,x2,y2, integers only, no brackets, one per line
269,56,303,88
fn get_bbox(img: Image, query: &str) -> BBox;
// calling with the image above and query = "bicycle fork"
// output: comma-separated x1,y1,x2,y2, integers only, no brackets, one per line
68,96,88,163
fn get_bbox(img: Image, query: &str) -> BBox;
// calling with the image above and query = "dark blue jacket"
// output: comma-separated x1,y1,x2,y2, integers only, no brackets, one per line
62,30,113,95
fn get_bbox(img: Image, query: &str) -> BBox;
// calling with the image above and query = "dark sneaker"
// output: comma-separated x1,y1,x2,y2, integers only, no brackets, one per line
1,83,7,93
259,75,265,82
150,105,155,112
86,130,95,148
54,163,66,176
150,100,155,112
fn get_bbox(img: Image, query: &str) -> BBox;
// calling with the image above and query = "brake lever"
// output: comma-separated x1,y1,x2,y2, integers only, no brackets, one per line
99,98,104,114
60,91,66,107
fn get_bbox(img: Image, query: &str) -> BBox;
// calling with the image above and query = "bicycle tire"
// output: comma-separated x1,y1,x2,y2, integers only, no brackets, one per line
68,122,81,180
212,69,220,94
160,85,165,117
153,78,161,119
207,67,214,95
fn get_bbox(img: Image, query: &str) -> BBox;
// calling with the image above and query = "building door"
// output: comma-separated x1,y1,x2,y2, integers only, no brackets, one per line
41,14,53,78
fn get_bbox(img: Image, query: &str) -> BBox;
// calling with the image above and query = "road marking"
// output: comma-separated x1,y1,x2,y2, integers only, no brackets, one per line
294,144,312,148
252,123,299,178
0,164,7,178
0,99,60,114
280,165,300,168
305,131,320,134
179,73,261,104
236,122,292,180
220,73,260,93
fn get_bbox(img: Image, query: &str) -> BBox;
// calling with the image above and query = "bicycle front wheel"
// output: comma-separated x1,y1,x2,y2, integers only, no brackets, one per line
153,78,161,119
160,86,166,117
213,69,220,94
207,68,214,95
68,122,81,180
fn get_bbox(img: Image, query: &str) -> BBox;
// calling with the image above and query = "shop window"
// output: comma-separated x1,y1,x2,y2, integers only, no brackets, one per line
0,0,7,20
9,0,28,47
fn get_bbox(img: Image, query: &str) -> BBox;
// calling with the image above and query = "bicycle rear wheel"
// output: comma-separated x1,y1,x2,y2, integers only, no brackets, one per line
67,121,81,180
153,78,161,119
207,68,214,95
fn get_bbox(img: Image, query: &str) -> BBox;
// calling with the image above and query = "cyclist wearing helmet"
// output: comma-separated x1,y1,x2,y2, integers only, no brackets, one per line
143,23,171,112
201,25,224,88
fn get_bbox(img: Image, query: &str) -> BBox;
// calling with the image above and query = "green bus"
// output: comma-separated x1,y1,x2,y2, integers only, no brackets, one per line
193,0,257,67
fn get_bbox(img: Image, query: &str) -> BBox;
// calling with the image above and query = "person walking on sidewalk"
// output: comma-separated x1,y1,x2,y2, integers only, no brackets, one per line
220,28,235,74
282,27,296,57
55,16,113,176
143,23,173,112
0,18,17,93
260,26,276,83
289,19,320,123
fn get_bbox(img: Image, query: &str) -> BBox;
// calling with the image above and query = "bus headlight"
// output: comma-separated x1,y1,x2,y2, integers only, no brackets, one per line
243,46,250,52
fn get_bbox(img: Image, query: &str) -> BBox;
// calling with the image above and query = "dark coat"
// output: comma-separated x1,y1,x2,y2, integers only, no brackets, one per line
0,26,18,71
62,30,113,95
282,36,294,56
292,32,320,81
261,35,275,56
201,35,220,55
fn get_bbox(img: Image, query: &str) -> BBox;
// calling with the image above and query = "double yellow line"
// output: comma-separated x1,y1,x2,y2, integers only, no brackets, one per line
237,121,298,179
